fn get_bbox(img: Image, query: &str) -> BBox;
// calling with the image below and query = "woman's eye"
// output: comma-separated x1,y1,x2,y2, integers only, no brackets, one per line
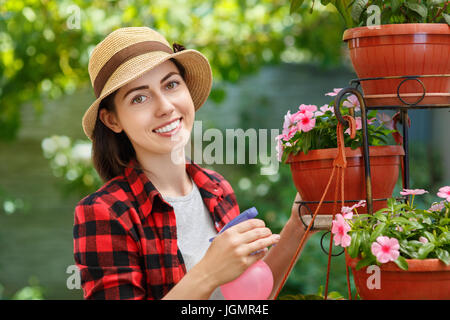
131,95,147,104
167,80,179,90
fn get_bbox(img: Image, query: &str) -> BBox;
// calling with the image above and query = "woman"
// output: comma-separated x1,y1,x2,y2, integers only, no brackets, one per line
73,27,315,300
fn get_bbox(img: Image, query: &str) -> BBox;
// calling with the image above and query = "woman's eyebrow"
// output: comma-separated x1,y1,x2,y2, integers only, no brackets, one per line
122,71,180,101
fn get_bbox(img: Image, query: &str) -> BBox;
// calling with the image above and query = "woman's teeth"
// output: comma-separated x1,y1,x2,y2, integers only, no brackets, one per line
154,118,180,133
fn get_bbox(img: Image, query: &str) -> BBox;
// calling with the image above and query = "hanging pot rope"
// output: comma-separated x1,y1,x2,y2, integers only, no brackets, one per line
273,114,356,300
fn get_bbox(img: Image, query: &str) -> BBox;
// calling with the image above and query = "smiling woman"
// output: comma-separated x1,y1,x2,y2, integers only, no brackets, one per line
92,58,187,183
73,26,314,301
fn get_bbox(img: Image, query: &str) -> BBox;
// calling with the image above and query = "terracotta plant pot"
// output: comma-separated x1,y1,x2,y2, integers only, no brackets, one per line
346,254,450,300
286,145,404,216
343,23,450,107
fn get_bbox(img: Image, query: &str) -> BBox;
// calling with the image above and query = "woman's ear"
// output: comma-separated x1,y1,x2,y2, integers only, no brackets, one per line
98,108,123,134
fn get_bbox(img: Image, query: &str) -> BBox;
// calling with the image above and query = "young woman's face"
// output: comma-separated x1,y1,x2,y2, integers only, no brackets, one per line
103,59,194,157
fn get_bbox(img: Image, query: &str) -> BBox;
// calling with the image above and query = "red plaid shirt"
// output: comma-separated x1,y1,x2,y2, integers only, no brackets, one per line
73,157,240,300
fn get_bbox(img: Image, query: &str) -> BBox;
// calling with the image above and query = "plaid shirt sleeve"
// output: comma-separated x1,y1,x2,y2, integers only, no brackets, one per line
73,158,241,300
73,199,146,300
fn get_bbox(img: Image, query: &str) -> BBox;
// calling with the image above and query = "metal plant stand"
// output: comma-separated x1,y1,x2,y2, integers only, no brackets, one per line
296,74,450,255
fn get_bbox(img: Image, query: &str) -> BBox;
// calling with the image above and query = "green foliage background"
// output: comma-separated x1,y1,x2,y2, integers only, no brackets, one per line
0,0,447,300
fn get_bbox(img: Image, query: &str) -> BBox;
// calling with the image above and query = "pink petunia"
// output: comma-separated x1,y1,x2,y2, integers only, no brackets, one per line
295,113,316,132
275,137,283,162
298,104,318,113
315,104,334,116
291,109,314,122
281,125,298,141
325,88,343,97
371,236,400,264
331,214,352,247
419,236,428,244
341,206,353,219
283,110,294,132
344,117,376,135
340,200,366,219
400,189,429,196
377,112,395,130
429,201,445,212
342,95,360,111
437,186,450,202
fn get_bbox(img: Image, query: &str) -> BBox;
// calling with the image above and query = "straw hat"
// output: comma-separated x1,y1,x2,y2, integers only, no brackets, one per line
82,26,213,140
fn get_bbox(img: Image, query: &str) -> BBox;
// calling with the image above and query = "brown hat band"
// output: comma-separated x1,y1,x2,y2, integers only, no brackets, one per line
93,40,174,98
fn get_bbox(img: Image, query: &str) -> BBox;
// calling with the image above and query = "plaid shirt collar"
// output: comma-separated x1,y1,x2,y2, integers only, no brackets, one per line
123,157,226,228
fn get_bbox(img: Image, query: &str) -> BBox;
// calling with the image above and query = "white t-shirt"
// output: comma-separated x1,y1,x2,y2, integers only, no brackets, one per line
161,177,225,300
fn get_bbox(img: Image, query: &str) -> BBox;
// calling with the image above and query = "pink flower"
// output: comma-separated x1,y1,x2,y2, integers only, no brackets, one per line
437,186,450,202
352,200,366,209
325,88,342,97
275,137,283,162
283,110,294,131
419,236,428,244
371,236,400,264
331,214,352,247
291,109,314,122
315,104,334,116
429,201,445,212
344,117,376,135
281,125,298,141
340,200,366,219
377,112,395,130
400,189,429,196
298,104,318,113
341,206,353,219
342,95,360,111
295,112,316,132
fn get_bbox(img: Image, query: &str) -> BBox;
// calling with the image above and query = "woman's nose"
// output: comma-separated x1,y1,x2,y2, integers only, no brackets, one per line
154,93,176,117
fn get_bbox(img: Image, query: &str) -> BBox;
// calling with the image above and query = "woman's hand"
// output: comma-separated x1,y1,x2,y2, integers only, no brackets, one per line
194,218,280,289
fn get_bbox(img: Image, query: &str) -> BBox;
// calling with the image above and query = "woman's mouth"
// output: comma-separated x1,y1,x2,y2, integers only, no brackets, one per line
152,117,182,137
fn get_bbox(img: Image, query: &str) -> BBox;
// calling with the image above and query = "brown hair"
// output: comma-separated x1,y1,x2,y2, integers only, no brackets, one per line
92,58,187,182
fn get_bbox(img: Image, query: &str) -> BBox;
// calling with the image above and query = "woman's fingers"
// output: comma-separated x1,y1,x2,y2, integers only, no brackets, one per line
231,218,266,233
244,234,280,256
240,226,272,243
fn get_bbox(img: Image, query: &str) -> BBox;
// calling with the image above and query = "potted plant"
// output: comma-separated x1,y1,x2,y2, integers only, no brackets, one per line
333,186,450,299
290,0,450,106
277,88,404,225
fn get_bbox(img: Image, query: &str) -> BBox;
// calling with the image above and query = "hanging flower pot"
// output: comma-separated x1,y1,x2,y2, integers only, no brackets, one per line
343,24,450,107
330,189,450,300
287,145,404,216
346,255,450,300
277,88,403,225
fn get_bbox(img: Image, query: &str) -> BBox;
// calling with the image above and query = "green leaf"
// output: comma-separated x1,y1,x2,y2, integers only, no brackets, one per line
391,0,402,12
351,0,368,22
417,242,435,259
438,232,450,245
435,248,450,265
356,256,375,270
440,218,450,226
359,230,372,255
404,2,428,19
391,217,410,224
423,231,436,243
444,13,450,26
348,232,362,258
327,291,345,300
394,256,409,270
374,212,387,222
370,223,386,242
430,0,447,4
289,0,305,14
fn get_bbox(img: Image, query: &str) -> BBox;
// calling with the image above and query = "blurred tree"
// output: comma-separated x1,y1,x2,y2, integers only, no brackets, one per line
0,0,345,141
